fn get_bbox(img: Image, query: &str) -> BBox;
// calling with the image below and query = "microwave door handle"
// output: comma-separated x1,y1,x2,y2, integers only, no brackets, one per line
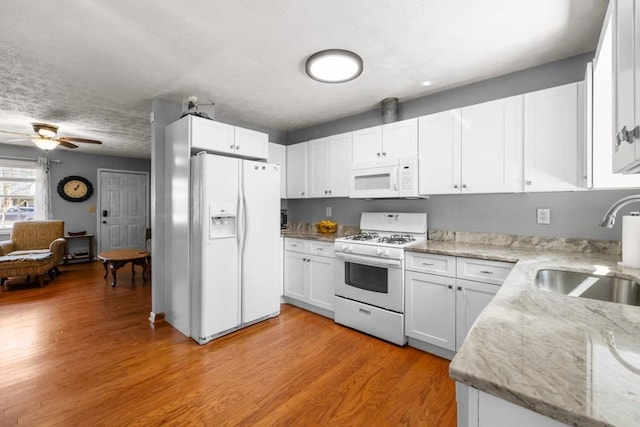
392,166,399,191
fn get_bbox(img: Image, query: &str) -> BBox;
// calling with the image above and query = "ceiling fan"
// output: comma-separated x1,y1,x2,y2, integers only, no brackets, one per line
0,122,102,151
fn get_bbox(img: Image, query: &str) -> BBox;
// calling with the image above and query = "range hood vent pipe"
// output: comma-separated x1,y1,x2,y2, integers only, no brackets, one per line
381,97,399,124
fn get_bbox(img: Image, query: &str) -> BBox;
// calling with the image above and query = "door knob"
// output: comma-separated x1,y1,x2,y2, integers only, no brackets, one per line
102,220,107,224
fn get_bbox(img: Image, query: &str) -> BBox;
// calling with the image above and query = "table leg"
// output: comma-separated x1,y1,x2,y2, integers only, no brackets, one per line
102,260,108,279
109,260,127,287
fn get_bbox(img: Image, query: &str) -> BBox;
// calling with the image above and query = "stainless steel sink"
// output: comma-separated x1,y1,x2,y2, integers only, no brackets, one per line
535,269,640,306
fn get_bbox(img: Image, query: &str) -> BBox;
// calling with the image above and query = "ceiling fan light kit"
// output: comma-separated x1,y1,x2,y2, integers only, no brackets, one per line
305,49,363,83
0,122,102,151
32,122,59,138
31,138,58,151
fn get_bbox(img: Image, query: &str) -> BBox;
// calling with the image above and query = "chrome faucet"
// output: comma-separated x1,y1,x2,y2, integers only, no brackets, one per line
600,195,640,228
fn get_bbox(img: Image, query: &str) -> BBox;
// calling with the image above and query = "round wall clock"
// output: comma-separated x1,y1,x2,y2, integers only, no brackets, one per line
57,176,93,202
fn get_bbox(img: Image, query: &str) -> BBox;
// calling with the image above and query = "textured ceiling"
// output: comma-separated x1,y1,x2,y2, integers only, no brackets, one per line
0,0,607,159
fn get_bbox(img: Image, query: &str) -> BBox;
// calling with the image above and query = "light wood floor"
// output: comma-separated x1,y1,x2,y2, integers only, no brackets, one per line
0,261,456,426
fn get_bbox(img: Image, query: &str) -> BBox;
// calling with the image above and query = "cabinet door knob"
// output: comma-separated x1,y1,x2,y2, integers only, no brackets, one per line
324,190,328,195
526,180,532,186
457,286,462,291
301,192,305,196
382,152,387,157
328,190,332,194
236,146,240,150
462,184,467,189
377,152,381,157
448,285,453,289
453,185,458,189
230,144,235,149
302,258,307,262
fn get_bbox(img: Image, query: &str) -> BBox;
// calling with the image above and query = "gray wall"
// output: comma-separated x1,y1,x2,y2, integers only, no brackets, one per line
288,52,595,144
0,144,151,252
288,189,640,241
285,52,640,242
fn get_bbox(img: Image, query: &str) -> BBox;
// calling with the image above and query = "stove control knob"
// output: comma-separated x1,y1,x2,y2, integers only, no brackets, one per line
383,250,390,257
341,245,348,251
376,248,382,255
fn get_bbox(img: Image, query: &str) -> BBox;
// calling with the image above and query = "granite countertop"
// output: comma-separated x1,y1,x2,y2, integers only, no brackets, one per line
406,240,640,427
281,223,359,242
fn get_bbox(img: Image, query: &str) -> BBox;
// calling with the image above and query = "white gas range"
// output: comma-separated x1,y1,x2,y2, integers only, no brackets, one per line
334,212,427,345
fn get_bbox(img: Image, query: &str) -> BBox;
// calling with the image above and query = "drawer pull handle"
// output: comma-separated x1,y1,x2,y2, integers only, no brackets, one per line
480,270,493,275
422,262,434,266
359,308,371,316
316,248,323,251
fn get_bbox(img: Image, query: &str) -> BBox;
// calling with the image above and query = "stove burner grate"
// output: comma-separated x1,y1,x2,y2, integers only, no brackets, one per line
346,231,379,241
378,234,416,245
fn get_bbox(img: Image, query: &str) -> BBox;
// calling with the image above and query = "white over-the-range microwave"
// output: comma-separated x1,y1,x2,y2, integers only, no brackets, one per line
349,157,421,199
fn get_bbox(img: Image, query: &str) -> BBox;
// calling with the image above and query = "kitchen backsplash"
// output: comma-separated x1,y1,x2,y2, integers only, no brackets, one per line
428,229,621,255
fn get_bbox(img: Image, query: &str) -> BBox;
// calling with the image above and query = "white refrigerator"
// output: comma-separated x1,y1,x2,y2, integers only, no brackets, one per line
190,153,281,345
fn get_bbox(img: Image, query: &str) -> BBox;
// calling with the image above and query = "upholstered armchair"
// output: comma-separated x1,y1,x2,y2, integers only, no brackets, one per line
0,220,65,287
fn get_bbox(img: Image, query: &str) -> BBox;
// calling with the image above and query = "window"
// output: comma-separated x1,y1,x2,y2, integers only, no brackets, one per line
0,160,36,230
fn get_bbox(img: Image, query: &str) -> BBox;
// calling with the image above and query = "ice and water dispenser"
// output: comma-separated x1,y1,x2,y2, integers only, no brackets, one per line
208,203,236,239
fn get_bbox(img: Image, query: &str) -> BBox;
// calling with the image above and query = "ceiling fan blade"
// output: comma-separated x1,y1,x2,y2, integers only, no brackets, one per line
0,129,33,137
4,138,30,142
58,141,78,149
58,137,102,144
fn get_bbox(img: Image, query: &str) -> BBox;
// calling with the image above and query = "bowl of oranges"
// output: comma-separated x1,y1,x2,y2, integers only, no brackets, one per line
316,220,337,234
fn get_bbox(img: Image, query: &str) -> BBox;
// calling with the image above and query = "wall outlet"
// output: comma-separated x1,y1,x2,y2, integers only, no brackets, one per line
326,206,332,217
537,208,551,225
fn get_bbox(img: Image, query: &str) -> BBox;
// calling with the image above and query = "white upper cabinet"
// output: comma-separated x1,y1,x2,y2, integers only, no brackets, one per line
308,137,331,198
590,1,640,187
382,118,418,159
189,116,268,160
234,127,268,160
352,118,418,163
352,126,382,162
307,132,352,198
190,118,235,155
523,83,579,192
418,97,523,195
460,96,524,194
286,142,308,198
418,110,462,195
612,0,640,173
268,142,287,198
329,132,353,196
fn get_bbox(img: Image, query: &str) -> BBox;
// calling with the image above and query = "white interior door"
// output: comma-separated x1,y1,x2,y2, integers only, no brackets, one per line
98,169,148,253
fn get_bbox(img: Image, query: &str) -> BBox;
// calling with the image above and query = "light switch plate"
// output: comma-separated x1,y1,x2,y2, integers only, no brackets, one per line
326,206,332,217
537,208,550,225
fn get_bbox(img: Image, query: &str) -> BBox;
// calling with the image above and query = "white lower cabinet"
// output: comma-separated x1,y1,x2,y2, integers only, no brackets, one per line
457,383,568,427
405,253,513,354
283,238,335,313
405,271,456,350
455,279,499,351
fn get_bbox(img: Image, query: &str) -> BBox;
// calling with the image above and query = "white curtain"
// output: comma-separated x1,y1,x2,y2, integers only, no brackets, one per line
34,157,52,220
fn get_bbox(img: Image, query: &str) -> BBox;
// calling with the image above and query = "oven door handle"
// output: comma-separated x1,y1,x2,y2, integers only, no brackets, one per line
335,252,402,268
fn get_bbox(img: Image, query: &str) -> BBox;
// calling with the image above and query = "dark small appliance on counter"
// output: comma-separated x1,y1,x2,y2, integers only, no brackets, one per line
280,209,288,229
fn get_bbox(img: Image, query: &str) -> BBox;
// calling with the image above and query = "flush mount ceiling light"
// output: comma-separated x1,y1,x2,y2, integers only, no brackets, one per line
305,49,363,83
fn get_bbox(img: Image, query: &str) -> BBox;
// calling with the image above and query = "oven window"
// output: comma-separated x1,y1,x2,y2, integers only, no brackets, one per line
345,262,388,293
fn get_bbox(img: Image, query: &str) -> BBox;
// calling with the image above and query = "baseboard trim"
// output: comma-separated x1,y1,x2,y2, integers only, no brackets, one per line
149,311,165,325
